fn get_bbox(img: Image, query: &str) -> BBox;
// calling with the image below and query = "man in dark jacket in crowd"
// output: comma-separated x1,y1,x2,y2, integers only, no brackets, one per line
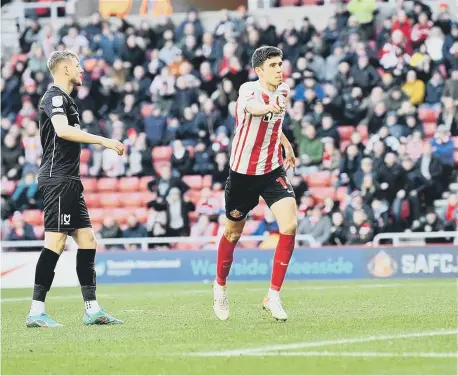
375,152,405,203
98,216,123,250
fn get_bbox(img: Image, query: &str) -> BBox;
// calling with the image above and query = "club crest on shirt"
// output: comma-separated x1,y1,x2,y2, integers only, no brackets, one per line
52,96,63,107
230,209,243,219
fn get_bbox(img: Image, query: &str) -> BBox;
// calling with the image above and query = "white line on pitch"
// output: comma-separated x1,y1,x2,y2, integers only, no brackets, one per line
230,351,458,358
247,283,404,292
190,329,458,356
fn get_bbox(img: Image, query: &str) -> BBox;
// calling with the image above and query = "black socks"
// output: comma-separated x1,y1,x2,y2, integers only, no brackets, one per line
76,249,97,301
32,248,60,302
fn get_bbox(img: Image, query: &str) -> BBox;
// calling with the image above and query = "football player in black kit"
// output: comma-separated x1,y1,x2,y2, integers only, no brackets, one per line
26,51,125,327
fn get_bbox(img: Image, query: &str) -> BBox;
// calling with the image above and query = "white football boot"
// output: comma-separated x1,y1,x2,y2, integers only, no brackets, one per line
213,282,229,321
262,296,288,321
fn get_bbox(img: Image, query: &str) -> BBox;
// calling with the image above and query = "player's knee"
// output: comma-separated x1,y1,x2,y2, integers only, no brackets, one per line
82,232,97,249
224,229,242,244
280,218,297,235
44,232,67,254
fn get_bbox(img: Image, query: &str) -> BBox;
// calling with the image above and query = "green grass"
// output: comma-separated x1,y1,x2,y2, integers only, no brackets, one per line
2,279,457,375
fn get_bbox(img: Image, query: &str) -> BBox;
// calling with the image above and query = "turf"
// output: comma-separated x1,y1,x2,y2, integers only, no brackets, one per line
1,279,457,375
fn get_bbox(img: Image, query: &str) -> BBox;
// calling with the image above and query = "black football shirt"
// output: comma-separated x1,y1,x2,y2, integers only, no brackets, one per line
38,85,81,184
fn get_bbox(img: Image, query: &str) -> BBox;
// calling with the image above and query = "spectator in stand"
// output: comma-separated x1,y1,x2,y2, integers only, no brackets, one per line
149,188,195,237
415,143,444,207
326,211,347,246
437,96,458,136
192,141,214,175
123,214,149,250
406,130,425,162
6,211,36,244
411,209,446,244
144,104,167,146
339,144,362,191
15,97,38,127
346,210,374,245
424,71,444,108
22,120,42,173
354,157,375,191
11,172,38,211
347,0,376,40
295,125,323,175
375,152,405,204
321,140,341,173
425,27,445,64
125,133,153,177
397,157,423,221
62,27,89,54
430,125,455,182
98,216,123,250
195,188,220,218
148,164,189,198
1,133,24,180
102,148,126,178
344,192,374,223
317,114,340,148
402,70,426,105
371,198,391,235
443,193,458,228
298,205,332,246
411,12,433,48
212,151,230,187
171,140,193,177
252,208,279,237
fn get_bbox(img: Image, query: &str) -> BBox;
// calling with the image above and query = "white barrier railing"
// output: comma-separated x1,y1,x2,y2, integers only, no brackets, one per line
373,231,458,247
1,234,318,251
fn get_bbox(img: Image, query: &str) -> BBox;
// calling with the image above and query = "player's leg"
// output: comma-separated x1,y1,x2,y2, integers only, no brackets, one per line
27,185,68,328
261,169,297,321
213,172,256,320
71,186,123,325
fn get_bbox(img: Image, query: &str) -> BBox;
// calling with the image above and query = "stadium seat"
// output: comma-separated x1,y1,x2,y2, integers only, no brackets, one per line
81,178,97,192
335,186,348,202
2,180,16,196
88,209,104,225
23,210,43,226
80,163,89,176
139,176,153,191
80,148,91,164
418,108,439,123
302,0,321,4
337,126,354,141
306,171,332,187
119,192,143,207
134,207,149,224
97,178,118,192
84,193,100,208
112,208,128,225
423,122,437,137
279,0,299,5
100,193,121,208
152,146,172,161
33,226,44,239
356,125,369,140
309,187,335,203
188,211,198,222
202,175,212,188
119,177,140,192
186,189,202,204
142,192,156,206
183,175,203,189
340,140,351,153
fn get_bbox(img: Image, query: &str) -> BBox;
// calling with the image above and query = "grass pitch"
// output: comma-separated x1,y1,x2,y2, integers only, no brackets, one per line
1,279,457,375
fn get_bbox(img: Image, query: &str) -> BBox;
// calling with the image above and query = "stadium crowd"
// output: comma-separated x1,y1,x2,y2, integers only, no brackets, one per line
1,0,458,249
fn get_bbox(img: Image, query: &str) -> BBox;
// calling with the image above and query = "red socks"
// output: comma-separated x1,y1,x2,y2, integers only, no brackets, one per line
270,233,295,291
216,235,236,286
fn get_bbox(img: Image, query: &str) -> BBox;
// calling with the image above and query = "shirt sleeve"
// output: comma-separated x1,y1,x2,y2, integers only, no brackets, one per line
42,93,68,119
237,83,257,111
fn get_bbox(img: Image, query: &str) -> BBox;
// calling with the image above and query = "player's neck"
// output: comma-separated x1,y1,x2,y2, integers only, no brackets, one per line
259,80,278,93
53,78,73,95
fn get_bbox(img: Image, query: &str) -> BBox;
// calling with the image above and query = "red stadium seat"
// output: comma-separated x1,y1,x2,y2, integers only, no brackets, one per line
142,192,156,206
453,137,458,150
80,163,88,176
337,126,354,141
80,148,91,164
183,175,203,189
302,0,321,4
81,178,97,192
356,125,369,140
134,207,148,224
152,146,172,161
97,178,118,192
202,175,212,188
2,180,16,196
84,193,100,208
279,0,299,5
119,192,143,207
99,193,121,208
88,209,105,225
423,122,437,137
112,208,128,225
23,210,43,226
306,171,332,187
418,108,439,123
340,140,351,153
336,186,348,202
139,176,153,191
119,177,140,192
309,187,335,203
186,189,202,204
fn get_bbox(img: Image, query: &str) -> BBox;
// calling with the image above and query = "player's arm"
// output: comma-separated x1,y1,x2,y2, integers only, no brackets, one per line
51,115,124,155
280,131,296,171
245,100,282,117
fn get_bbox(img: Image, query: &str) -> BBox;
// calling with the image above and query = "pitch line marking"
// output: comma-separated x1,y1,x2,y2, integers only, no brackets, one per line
190,329,458,356
230,351,458,358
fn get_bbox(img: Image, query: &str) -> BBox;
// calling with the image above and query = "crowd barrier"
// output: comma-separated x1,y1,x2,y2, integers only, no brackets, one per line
2,245,457,288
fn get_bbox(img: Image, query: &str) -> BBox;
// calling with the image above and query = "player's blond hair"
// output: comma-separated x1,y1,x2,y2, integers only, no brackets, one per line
47,50,79,74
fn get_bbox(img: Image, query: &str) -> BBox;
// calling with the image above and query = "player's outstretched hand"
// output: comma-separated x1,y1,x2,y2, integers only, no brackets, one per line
102,138,125,156
284,148,297,171
267,103,282,114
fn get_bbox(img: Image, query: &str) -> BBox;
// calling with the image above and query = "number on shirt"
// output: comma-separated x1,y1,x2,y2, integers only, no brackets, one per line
276,177,288,189
263,112,273,122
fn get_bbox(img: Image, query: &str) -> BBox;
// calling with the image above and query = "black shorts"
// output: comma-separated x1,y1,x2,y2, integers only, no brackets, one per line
39,179,91,233
225,166,295,221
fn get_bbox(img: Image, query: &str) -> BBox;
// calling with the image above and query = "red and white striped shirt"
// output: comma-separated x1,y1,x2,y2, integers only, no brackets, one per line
229,81,289,175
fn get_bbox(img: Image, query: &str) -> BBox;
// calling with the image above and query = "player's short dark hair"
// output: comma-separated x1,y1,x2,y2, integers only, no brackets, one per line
251,46,283,68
